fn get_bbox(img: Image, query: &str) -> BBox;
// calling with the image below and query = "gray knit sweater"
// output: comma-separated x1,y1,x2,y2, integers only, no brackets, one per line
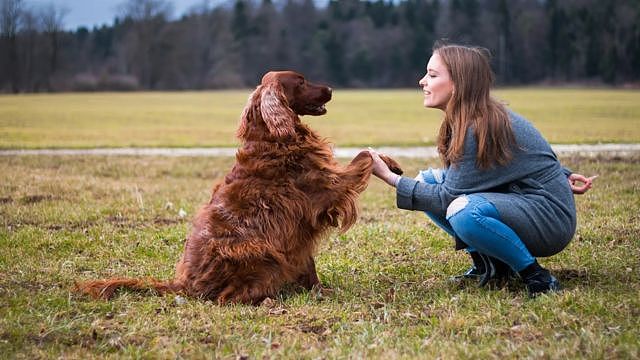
396,111,576,257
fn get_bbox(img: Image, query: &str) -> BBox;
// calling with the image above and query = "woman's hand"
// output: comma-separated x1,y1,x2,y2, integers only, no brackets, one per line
367,148,401,187
568,173,597,194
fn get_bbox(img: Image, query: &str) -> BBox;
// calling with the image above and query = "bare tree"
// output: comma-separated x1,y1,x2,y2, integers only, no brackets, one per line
0,0,20,35
19,5,39,91
118,0,173,88
39,2,68,89
1,0,22,92
119,0,172,21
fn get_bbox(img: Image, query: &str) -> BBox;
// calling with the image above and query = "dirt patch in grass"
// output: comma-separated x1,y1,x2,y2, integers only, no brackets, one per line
0,277,63,293
555,268,591,282
3,215,183,233
106,215,183,229
20,194,57,204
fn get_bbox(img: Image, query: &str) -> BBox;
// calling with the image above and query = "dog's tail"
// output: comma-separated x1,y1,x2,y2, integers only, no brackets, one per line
75,277,183,300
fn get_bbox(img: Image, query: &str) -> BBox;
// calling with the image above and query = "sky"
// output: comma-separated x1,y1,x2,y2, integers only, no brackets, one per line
27,0,223,30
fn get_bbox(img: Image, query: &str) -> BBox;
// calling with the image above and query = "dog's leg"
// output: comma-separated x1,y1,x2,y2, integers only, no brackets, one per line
341,151,403,192
295,257,321,290
326,151,403,232
217,277,280,305
342,150,376,192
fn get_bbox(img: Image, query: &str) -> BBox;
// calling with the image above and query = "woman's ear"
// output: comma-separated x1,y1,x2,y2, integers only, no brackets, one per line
259,82,297,138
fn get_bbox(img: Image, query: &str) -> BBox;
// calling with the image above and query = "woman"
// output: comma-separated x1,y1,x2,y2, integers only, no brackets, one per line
368,43,594,297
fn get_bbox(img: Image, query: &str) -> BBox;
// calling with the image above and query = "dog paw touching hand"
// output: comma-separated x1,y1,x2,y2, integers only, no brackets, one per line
379,154,403,175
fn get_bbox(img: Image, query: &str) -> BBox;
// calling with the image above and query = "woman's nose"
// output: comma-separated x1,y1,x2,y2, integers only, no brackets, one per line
418,75,427,87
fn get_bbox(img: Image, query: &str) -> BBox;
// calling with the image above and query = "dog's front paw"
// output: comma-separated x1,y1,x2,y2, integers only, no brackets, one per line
379,154,403,175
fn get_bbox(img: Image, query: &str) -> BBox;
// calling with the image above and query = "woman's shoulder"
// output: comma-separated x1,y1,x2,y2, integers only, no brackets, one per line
506,110,530,126
466,109,535,139
506,110,541,134
506,109,554,151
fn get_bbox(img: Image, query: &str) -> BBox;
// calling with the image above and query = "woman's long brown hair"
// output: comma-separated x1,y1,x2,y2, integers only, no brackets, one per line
434,43,515,169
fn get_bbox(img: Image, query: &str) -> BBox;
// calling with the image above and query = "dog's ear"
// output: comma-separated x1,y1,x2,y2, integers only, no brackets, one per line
236,88,260,140
259,81,297,138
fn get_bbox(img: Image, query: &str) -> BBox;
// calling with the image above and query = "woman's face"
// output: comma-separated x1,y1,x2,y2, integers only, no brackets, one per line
418,53,454,110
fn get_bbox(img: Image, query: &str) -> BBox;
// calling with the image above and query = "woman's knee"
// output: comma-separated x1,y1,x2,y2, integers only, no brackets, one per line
446,196,473,238
446,195,497,235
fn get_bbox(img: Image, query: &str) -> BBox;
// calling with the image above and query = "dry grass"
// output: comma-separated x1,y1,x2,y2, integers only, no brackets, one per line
1,88,639,149
1,155,638,358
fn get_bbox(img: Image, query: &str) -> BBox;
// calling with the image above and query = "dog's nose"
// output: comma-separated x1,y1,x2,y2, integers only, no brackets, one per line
325,87,333,96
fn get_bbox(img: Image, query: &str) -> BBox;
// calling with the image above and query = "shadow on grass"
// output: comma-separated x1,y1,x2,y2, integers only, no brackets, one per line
554,267,637,289
441,266,637,296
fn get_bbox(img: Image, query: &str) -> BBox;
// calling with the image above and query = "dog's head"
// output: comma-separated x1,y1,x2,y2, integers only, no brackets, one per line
238,71,332,140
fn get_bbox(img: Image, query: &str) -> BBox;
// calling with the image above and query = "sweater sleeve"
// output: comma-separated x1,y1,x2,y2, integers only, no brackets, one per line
396,176,450,220
552,148,572,177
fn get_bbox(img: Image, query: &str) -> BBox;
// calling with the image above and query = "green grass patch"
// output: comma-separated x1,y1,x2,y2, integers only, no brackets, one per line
1,88,639,149
1,155,638,358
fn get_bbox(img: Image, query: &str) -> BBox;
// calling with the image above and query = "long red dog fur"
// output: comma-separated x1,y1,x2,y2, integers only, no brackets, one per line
76,71,402,304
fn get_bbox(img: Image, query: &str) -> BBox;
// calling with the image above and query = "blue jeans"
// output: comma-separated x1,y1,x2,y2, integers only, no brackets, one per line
416,169,535,272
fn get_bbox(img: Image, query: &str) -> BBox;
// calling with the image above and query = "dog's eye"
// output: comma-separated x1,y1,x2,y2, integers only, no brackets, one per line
298,78,305,86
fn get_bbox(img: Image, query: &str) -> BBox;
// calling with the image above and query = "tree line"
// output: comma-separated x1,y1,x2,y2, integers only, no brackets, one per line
1,0,639,93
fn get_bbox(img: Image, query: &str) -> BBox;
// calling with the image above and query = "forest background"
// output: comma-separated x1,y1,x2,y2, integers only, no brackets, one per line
1,0,639,93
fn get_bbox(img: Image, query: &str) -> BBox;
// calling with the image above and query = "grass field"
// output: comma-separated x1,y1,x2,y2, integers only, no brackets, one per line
1,88,639,149
1,155,639,358
1,88,639,358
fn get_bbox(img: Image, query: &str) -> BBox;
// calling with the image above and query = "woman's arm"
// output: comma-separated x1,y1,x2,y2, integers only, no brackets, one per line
368,149,450,219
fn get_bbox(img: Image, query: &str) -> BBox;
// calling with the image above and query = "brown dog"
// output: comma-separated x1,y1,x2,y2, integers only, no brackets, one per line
77,71,402,304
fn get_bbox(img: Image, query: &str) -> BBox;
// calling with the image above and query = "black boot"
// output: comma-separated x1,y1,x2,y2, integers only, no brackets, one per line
452,252,515,285
476,254,516,287
451,251,486,281
489,256,516,281
519,260,561,297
